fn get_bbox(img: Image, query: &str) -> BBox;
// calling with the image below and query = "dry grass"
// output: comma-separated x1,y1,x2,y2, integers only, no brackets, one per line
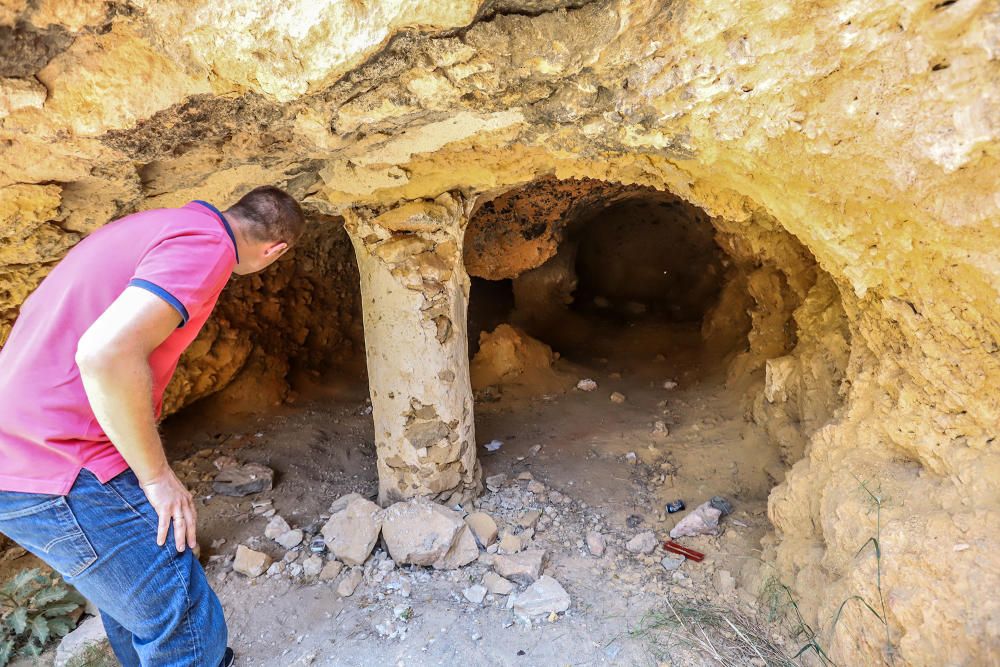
630,596,799,666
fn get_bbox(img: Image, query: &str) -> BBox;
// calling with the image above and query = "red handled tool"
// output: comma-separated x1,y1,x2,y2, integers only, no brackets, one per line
662,540,704,562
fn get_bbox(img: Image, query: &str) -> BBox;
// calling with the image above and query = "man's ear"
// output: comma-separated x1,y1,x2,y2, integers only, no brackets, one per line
263,241,288,259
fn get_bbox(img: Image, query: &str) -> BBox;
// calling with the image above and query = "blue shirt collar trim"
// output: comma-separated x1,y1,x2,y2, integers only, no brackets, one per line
192,200,240,263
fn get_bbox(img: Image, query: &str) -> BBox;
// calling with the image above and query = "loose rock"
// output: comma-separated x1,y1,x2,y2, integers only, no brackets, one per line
492,549,545,585
610,391,626,404
212,463,274,497
437,525,480,570
276,529,304,550
463,584,487,604
320,560,344,581
465,511,499,547
264,515,291,540
485,473,507,492
709,496,734,516
660,554,686,571
337,568,363,597
586,531,606,557
233,545,272,578
626,531,657,555
576,378,598,391
513,576,571,617
498,532,524,554
669,501,723,538
302,554,324,577
518,509,543,528
321,494,383,566
381,497,478,569
482,571,515,595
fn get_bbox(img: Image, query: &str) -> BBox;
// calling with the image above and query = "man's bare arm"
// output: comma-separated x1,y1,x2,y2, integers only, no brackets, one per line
75,286,197,552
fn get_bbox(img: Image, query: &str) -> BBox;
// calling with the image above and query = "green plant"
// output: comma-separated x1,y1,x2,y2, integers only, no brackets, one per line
827,476,894,665
761,576,834,665
0,568,85,665
759,476,896,666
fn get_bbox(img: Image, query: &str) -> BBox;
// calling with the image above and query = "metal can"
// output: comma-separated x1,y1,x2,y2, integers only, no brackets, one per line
666,499,685,514
309,535,327,554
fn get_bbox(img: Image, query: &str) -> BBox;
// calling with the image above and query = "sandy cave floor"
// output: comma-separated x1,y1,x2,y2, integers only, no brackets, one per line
6,324,803,666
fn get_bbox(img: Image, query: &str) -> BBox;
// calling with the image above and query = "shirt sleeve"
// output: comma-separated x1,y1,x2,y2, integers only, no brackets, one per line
128,232,235,327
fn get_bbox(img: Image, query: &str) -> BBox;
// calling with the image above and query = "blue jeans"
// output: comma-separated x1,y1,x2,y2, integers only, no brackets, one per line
0,469,228,666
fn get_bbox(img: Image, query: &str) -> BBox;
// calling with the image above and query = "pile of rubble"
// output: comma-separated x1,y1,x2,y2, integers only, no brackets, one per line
205,439,741,638
222,481,573,623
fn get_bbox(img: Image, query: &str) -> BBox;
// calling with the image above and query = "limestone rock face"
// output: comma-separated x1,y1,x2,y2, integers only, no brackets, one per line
1,2,998,664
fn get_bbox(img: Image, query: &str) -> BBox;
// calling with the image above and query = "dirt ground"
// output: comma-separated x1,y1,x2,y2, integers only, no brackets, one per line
4,321,803,666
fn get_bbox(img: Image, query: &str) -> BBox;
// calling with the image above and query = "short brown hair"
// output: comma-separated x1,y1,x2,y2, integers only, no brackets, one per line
228,186,305,244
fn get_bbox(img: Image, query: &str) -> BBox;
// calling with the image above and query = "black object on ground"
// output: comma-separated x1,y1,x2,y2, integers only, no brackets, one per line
709,495,733,515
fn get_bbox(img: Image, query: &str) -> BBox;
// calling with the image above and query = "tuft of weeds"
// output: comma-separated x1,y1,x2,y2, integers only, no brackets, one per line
630,596,798,666
760,577,834,666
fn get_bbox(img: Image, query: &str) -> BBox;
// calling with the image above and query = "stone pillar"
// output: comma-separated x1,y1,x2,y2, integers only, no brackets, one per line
345,193,482,506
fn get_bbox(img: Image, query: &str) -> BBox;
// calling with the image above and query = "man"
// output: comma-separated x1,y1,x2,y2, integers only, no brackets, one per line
0,186,304,666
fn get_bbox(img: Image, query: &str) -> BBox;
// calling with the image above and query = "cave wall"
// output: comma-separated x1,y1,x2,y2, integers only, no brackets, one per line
1,1,998,664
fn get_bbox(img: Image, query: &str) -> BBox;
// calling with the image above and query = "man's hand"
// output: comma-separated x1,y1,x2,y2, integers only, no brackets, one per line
141,468,198,552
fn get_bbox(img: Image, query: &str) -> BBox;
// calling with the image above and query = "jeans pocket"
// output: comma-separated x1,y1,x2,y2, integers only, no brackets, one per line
0,495,98,577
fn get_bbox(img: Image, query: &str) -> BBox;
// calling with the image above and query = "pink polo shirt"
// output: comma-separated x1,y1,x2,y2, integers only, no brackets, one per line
0,201,237,495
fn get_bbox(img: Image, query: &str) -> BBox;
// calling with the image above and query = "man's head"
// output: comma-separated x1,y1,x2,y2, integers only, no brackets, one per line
224,186,305,275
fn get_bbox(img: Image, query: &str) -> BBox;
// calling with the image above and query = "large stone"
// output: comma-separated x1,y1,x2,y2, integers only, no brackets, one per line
498,531,524,554
212,463,274,497
233,545,272,578
492,549,545,585
54,615,114,667
321,494,383,566
512,576,571,618
669,502,722,539
437,524,480,570
381,497,477,569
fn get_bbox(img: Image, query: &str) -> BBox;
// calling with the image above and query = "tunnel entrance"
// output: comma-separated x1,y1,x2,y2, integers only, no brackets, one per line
463,178,747,375
570,197,724,325
461,176,847,521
